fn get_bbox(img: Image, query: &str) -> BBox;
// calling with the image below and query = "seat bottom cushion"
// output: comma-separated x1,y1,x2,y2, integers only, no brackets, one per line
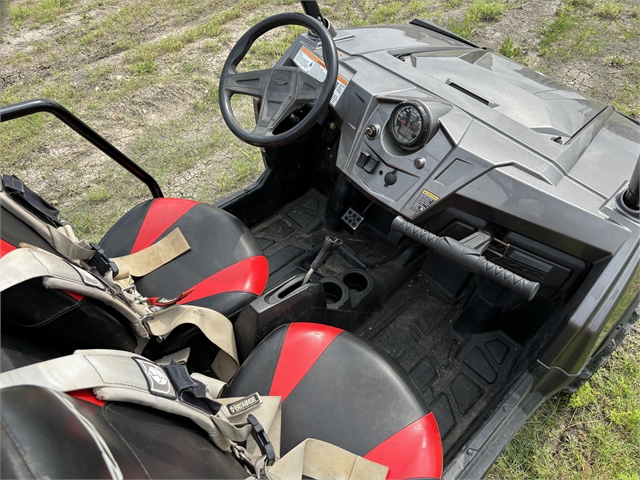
100,198,269,318
224,323,443,479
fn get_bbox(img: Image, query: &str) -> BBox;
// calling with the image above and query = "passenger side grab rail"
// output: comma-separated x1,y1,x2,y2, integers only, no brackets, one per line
391,216,540,300
0,99,163,198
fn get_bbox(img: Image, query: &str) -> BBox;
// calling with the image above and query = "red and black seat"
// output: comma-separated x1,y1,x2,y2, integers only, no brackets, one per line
224,323,443,479
1,196,268,354
1,323,443,479
100,198,268,316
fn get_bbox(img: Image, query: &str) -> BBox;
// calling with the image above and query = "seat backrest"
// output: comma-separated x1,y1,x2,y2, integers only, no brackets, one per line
1,385,248,479
1,179,139,355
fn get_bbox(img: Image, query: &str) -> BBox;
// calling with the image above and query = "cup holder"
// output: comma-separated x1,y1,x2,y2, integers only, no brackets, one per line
339,268,375,311
342,270,370,293
320,278,349,310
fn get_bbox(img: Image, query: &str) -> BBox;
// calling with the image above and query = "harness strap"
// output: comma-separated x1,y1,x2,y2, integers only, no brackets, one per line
111,227,190,278
0,351,386,480
0,247,151,339
145,305,239,381
2,188,190,277
47,224,96,260
264,439,388,480
0,350,277,454
0,248,241,378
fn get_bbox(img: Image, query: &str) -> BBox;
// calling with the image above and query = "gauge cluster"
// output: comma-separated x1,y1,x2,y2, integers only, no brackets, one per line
389,100,435,151
337,95,455,220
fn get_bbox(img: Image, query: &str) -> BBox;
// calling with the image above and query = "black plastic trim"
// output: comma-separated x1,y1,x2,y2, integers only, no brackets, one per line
409,19,480,49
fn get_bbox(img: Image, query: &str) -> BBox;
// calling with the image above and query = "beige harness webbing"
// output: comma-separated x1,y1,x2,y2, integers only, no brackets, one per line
0,248,240,379
0,351,387,480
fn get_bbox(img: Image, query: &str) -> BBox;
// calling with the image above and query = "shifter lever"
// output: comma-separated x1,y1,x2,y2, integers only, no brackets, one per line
302,236,344,285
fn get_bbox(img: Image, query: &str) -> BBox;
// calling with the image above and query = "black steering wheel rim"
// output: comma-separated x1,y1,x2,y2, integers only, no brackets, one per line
219,12,339,148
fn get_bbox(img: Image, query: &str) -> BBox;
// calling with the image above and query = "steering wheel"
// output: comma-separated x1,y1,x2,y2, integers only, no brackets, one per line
219,13,339,148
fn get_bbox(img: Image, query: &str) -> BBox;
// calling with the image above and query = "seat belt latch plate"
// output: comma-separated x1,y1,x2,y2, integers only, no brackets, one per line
248,413,276,466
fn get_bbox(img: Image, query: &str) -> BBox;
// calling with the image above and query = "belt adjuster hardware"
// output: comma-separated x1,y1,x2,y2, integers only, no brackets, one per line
248,414,276,466
87,242,119,277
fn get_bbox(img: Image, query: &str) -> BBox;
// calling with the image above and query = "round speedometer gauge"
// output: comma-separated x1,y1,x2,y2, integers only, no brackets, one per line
389,100,431,151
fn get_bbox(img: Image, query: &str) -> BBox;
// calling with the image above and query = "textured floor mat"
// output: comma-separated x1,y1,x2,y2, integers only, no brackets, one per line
251,190,520,457
250,189,407,288
357,275,521,457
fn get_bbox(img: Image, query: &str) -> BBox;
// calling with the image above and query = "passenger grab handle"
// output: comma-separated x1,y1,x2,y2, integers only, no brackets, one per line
391,216,540,301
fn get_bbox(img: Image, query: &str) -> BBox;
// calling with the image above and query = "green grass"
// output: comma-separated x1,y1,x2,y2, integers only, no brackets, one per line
489,322,640,479
539,8,578,56
467,0,506,21
449,0,507,39
499,36,522,59
594,0,624,19
9,0,73,27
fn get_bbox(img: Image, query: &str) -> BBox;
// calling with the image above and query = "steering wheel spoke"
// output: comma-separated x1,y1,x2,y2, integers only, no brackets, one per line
295,70,325,103
252,124,273,139
223,69,271,97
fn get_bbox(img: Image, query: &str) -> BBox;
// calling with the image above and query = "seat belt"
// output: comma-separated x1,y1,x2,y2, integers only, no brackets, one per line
111,227,190,277
0,349,275,453
263,439,388,480
0,247,239,380
0,351,387,480
1,187,190,278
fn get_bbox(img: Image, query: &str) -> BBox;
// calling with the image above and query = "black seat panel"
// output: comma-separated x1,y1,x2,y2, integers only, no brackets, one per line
0,386,247,480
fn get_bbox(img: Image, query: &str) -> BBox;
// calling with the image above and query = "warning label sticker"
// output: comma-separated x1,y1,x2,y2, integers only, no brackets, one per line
410,190,439,213
293,46,349,107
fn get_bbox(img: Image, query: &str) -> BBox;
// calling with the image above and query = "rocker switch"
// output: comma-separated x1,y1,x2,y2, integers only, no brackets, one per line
363,156,379,174
356,152,370,168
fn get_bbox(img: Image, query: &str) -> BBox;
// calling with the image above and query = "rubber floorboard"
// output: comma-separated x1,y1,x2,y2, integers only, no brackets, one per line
251,190,520,458
357,274,520,457
250,189,407,288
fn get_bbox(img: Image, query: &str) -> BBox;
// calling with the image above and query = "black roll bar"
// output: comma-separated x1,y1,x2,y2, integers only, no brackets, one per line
0,99,163,198
622,155,639,210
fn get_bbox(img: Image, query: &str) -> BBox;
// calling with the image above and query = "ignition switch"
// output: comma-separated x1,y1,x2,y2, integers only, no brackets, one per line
364,124,380,139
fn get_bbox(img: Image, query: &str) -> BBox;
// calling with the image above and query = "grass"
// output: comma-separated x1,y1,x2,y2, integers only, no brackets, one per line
499,36,522,59
1,1,639,477
594,1,624,19
449,0,507,38
489,321,640,479
9,0,73,27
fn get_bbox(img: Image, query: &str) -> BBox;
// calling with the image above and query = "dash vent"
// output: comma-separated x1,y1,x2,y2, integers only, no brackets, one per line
446,81,495,107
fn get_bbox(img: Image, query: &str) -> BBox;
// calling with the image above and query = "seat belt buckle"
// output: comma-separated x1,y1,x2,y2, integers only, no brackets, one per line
248,414,276,466
87,242,120,277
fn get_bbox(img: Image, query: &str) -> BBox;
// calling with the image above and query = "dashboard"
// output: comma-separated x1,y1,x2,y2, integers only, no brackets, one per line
279,27,639,264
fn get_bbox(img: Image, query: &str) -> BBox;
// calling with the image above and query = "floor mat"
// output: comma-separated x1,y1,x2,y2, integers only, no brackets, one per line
356,275,521,457
250,189,407,288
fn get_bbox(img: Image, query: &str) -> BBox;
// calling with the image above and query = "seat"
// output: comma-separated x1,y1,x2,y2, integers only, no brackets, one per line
1,385,249,479
225,323,443,479
1,196,269,355
0,323,443,479
100,198,269,316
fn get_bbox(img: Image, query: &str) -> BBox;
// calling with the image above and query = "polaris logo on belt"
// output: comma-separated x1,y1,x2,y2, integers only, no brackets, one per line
134,358,177,400
225,393,262,417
